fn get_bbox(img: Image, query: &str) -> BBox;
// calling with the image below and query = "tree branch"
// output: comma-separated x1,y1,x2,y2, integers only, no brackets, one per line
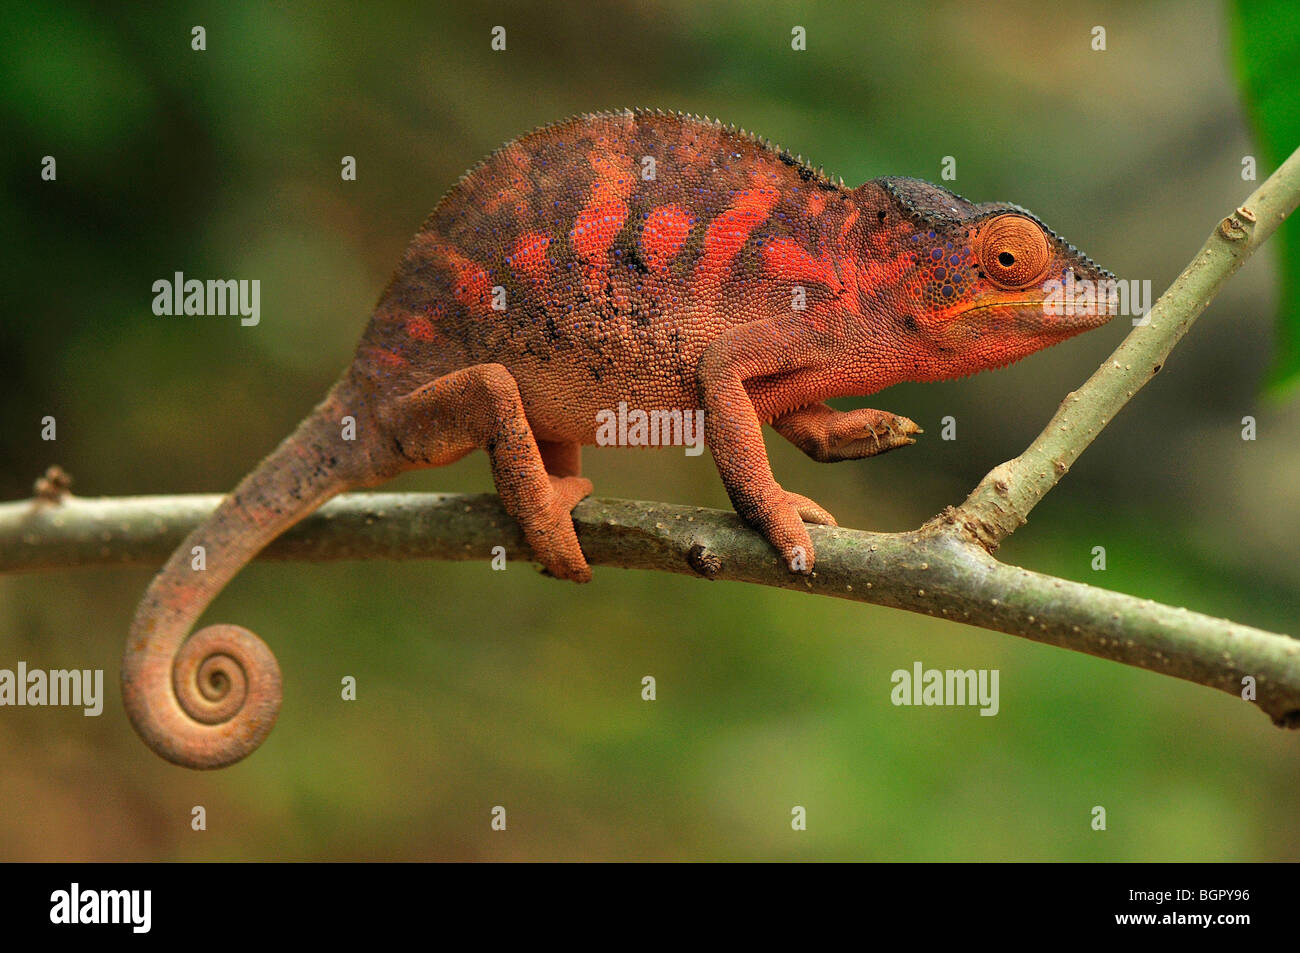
2,149,1297,731
1,490,1297,726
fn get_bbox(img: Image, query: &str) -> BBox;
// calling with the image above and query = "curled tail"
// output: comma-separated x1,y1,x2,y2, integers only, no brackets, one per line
123,375,387,769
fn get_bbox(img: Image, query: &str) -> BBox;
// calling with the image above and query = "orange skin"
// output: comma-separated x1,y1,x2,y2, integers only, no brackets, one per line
123,109,1114,768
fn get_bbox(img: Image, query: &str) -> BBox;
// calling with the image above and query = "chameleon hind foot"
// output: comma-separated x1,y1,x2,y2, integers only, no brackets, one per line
388,364,594,581
526,474,594,582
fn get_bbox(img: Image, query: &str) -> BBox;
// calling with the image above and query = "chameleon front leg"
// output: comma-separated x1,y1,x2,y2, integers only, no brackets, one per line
696,322,838,573
772,403,921,462
387,364,593,581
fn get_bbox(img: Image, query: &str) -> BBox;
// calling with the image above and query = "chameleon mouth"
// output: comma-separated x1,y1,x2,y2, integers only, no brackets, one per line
953,300,1049,323
958,298,1116,321
959,299,1047,314
953,298,1115,336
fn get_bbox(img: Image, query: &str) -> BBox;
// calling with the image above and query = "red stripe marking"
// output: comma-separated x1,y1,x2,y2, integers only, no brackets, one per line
640,205,691,272
439,247,492,311
571,200,628,263
405,316,437,340
761,238,841,290
511,232,552,282
695,188,779,284
367,346,409,368
408,235,493,314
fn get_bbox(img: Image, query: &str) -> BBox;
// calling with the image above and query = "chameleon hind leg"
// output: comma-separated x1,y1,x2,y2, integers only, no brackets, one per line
388,363,593,581
538,440,583,478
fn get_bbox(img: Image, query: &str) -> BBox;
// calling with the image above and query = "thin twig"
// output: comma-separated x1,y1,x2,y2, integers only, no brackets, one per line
950,144,1300,549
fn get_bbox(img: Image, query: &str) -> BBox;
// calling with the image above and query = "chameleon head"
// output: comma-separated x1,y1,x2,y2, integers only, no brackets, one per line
861,177,1116,381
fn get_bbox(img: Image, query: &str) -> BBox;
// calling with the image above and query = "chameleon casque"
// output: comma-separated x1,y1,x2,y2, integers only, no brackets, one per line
123,108,1114,768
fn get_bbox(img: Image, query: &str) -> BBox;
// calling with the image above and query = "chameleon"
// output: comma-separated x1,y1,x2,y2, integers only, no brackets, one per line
122,108,1114,769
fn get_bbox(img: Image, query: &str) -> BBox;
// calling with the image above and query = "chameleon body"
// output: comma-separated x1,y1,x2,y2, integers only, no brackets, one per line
123,109,1113,768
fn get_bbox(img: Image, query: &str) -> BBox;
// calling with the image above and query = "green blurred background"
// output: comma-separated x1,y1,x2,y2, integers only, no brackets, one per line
1,1,1297,861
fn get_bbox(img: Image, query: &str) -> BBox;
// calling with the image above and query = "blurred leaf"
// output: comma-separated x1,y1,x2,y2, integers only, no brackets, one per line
1231,0,1300,394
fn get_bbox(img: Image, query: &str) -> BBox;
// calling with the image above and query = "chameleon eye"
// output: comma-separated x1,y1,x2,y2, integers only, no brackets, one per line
977,214,1050,289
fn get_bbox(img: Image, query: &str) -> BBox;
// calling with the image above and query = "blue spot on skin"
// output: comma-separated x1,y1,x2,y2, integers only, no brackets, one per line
935,267,946,280
949,255,960,266
928,231,936,238
930,248,943,260
941,285,954,298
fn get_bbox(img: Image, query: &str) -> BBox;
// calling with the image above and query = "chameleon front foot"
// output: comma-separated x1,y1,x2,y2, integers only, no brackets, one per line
773,404,921,462
818,409,921,460
122,623,282,770
741,486,837,574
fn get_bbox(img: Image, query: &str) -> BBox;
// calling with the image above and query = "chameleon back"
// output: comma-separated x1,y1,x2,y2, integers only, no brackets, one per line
355,109,860,438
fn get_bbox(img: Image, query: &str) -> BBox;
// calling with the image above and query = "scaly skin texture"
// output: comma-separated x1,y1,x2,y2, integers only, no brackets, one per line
123,109,1114,768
